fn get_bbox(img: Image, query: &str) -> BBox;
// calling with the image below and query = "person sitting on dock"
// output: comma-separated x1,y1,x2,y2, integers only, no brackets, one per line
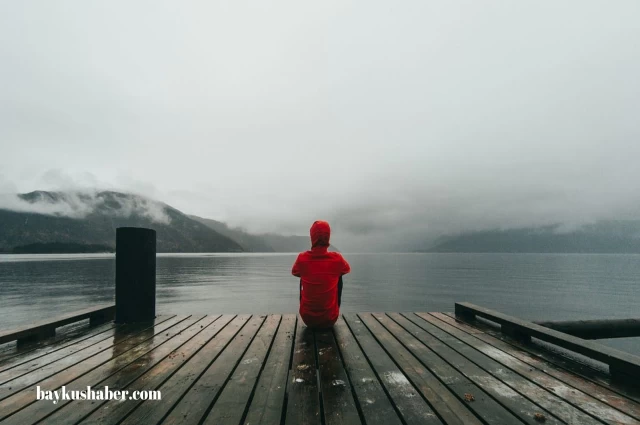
292,220,351,329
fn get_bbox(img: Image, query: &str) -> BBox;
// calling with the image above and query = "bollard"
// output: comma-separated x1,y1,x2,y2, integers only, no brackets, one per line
115,227,156,323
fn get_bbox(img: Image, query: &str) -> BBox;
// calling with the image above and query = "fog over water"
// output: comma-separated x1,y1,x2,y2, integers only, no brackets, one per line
1,2,640,251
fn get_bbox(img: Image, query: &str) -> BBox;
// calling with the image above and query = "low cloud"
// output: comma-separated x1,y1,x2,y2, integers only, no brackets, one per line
0,190,172,224
2,2,640,252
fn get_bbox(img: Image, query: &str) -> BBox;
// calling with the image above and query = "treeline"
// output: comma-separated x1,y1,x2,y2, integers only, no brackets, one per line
12,242,115,254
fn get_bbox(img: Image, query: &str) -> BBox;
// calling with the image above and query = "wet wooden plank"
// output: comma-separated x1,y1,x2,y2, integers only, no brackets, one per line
455,303,640,382
0,320,117,368
202,315,281,425
343,314,442,425
421,313,640,425
160,315,266,425
3,309,638,425
413,313,637,425
400,313,584,425
442,312,640,404
0,304,115,345
243,314,296,425
360,313,484,425
433,312,640,421
0,322,131,385
115,315,248,425
315,326,361,425
16,315,219,425
333,316,402,425
285,316,321,425
0,315,187,421
0,314,178,402
386,313,565,425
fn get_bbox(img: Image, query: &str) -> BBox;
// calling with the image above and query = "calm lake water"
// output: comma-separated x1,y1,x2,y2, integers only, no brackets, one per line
0,253,638,354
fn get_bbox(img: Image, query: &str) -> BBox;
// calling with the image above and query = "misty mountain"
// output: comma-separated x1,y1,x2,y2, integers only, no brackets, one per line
261,234,333,253
0,191,244,253
190,215,339,252
189,215,275,252
423,221,640,253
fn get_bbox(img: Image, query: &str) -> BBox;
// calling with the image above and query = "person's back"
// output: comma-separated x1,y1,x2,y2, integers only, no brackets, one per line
292,220,351,328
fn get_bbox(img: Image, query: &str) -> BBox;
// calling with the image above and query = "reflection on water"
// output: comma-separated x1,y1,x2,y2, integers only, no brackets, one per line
0,253,638,354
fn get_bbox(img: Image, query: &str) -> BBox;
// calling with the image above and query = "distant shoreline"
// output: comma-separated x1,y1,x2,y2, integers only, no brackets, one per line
9,242,115,254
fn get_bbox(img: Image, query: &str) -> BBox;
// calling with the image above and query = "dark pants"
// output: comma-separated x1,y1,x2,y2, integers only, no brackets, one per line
300,276,343,307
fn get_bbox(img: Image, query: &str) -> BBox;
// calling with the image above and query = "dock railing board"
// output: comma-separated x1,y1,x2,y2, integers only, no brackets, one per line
0,304,115,345
533,318,640,339
455,301,640,383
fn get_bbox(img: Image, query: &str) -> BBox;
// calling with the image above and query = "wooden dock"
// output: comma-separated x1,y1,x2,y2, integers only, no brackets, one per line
1,311,640,425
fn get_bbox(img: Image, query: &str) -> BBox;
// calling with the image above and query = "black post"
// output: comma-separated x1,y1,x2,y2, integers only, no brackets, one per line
115,227,156,323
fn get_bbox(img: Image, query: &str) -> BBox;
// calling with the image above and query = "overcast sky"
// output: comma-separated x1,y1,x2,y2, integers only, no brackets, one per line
1,1,639,251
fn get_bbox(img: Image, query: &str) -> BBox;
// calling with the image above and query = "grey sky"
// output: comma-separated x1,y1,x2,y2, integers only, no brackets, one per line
1,1,639,251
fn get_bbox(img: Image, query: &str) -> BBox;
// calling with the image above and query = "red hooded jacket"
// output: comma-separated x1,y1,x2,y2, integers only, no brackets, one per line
292,221,351,328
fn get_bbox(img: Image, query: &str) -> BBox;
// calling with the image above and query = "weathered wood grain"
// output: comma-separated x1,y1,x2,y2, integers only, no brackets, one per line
361,313,485,425
0,315,186,421
442,311,640,404
386,312,557,425
285,316,321,425
116,315,248,425
333,316,402,425
243,314,296,425
1,311,639,425
343,314,442,425
202,315,281,425
455,302,640,382
433,312,640,421
415,313,638,425
315,325,361,425
160,315,266,425
18,315,219,425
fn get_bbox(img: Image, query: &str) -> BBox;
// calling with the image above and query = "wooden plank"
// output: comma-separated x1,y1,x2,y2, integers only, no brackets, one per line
113,315,250,425
0,315,186,421
343,314,443,425
0,320,117,367
243,314,297,425
285,316,321,425
0,314,178,403
333,316,402,425
0,304,115,345
415,313,640,425
360,313,486,425
455,302,640,381
0,322,131,385
442,312,640,404
202,315,281,425
159,315,266,425
384,313,557,425
315,325,361,425
426,313,640,424
400,312,602,425
10,315,219,425
433,312,640,421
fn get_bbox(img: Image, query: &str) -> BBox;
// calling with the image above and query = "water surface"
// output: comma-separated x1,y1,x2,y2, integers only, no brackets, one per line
0,253,638,354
